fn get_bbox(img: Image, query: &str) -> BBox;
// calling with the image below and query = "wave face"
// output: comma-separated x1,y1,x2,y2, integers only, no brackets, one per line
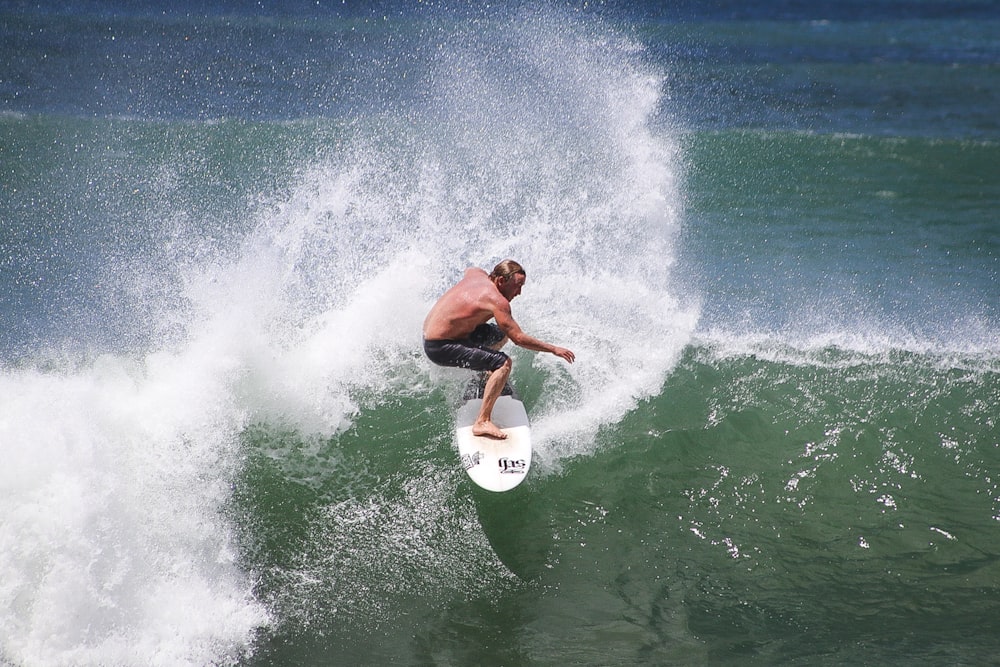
2,1,998,665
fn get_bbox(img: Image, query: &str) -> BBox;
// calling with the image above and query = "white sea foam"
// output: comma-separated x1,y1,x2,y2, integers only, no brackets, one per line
0,353,269,666
692,325,1000,374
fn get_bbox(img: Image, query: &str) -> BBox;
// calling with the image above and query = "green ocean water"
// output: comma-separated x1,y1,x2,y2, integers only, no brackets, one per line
2,3,999,666
230,342,1000,666
682,130,1000,341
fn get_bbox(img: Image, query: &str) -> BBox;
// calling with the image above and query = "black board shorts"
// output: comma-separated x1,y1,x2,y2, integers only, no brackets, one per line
424,323,509,372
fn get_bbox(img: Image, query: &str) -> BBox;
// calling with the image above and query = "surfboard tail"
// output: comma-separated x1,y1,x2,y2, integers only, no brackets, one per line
455,395,531,492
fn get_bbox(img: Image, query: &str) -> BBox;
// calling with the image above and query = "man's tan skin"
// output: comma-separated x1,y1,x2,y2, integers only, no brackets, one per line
424,262,575,439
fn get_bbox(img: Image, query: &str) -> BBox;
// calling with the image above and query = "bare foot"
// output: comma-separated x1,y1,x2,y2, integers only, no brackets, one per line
473,420,507,439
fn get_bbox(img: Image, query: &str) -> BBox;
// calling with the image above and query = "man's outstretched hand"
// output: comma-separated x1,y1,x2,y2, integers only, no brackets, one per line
553,347,575,364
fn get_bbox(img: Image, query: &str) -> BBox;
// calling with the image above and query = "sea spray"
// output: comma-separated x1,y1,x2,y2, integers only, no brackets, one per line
206,6,697,460
425,9,695,466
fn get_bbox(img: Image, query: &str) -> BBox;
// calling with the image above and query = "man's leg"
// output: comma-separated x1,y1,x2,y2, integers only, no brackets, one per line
473,356,512,439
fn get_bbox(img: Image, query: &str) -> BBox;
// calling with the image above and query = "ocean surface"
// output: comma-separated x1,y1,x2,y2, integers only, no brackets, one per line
2,1,999,665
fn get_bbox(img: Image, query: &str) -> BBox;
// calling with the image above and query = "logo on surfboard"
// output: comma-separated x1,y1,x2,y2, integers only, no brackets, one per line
461,451,484,470
498,457,527,474
461,453,525,474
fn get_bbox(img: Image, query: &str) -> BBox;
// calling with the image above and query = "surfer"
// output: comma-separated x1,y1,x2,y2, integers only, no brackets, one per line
423,259,575,439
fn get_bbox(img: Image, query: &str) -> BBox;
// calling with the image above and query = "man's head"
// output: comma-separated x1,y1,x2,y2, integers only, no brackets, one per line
489,259,525,281
490,259,526,302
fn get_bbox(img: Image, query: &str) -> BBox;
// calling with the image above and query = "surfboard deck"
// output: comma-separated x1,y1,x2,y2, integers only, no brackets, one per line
455,377,531,492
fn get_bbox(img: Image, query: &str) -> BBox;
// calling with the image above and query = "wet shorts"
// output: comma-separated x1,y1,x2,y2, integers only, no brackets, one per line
423,323,509,372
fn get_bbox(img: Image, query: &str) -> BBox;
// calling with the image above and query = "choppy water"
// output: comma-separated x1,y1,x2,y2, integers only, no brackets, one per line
2,2,998,665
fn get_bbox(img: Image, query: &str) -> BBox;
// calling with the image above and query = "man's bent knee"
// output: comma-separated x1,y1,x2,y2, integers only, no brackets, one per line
485,357,511,385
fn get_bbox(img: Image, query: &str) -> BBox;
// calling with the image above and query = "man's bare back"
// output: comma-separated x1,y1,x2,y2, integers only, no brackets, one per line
423,261,575,439
422,268,504,342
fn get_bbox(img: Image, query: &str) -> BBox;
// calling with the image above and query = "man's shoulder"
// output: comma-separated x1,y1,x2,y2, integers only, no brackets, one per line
463,266,489,279
459,268,494,295
463,271,508,311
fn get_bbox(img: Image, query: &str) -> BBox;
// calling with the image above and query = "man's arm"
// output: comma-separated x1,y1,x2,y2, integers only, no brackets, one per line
493,302,575,363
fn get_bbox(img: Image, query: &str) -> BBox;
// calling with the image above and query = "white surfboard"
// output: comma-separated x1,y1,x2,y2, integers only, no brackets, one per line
455,379,531,492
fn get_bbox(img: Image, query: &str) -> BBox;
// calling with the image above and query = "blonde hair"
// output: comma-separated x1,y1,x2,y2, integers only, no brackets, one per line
489,259,525,281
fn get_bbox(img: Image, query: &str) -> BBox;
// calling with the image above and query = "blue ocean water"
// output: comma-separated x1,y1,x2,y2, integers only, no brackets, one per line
1,2,998,665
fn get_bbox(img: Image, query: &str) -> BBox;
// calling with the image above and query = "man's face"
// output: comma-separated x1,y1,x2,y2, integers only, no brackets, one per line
499,273,525,302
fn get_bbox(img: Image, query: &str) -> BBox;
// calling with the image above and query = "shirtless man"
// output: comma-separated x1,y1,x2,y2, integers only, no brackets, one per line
423,259,575,439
